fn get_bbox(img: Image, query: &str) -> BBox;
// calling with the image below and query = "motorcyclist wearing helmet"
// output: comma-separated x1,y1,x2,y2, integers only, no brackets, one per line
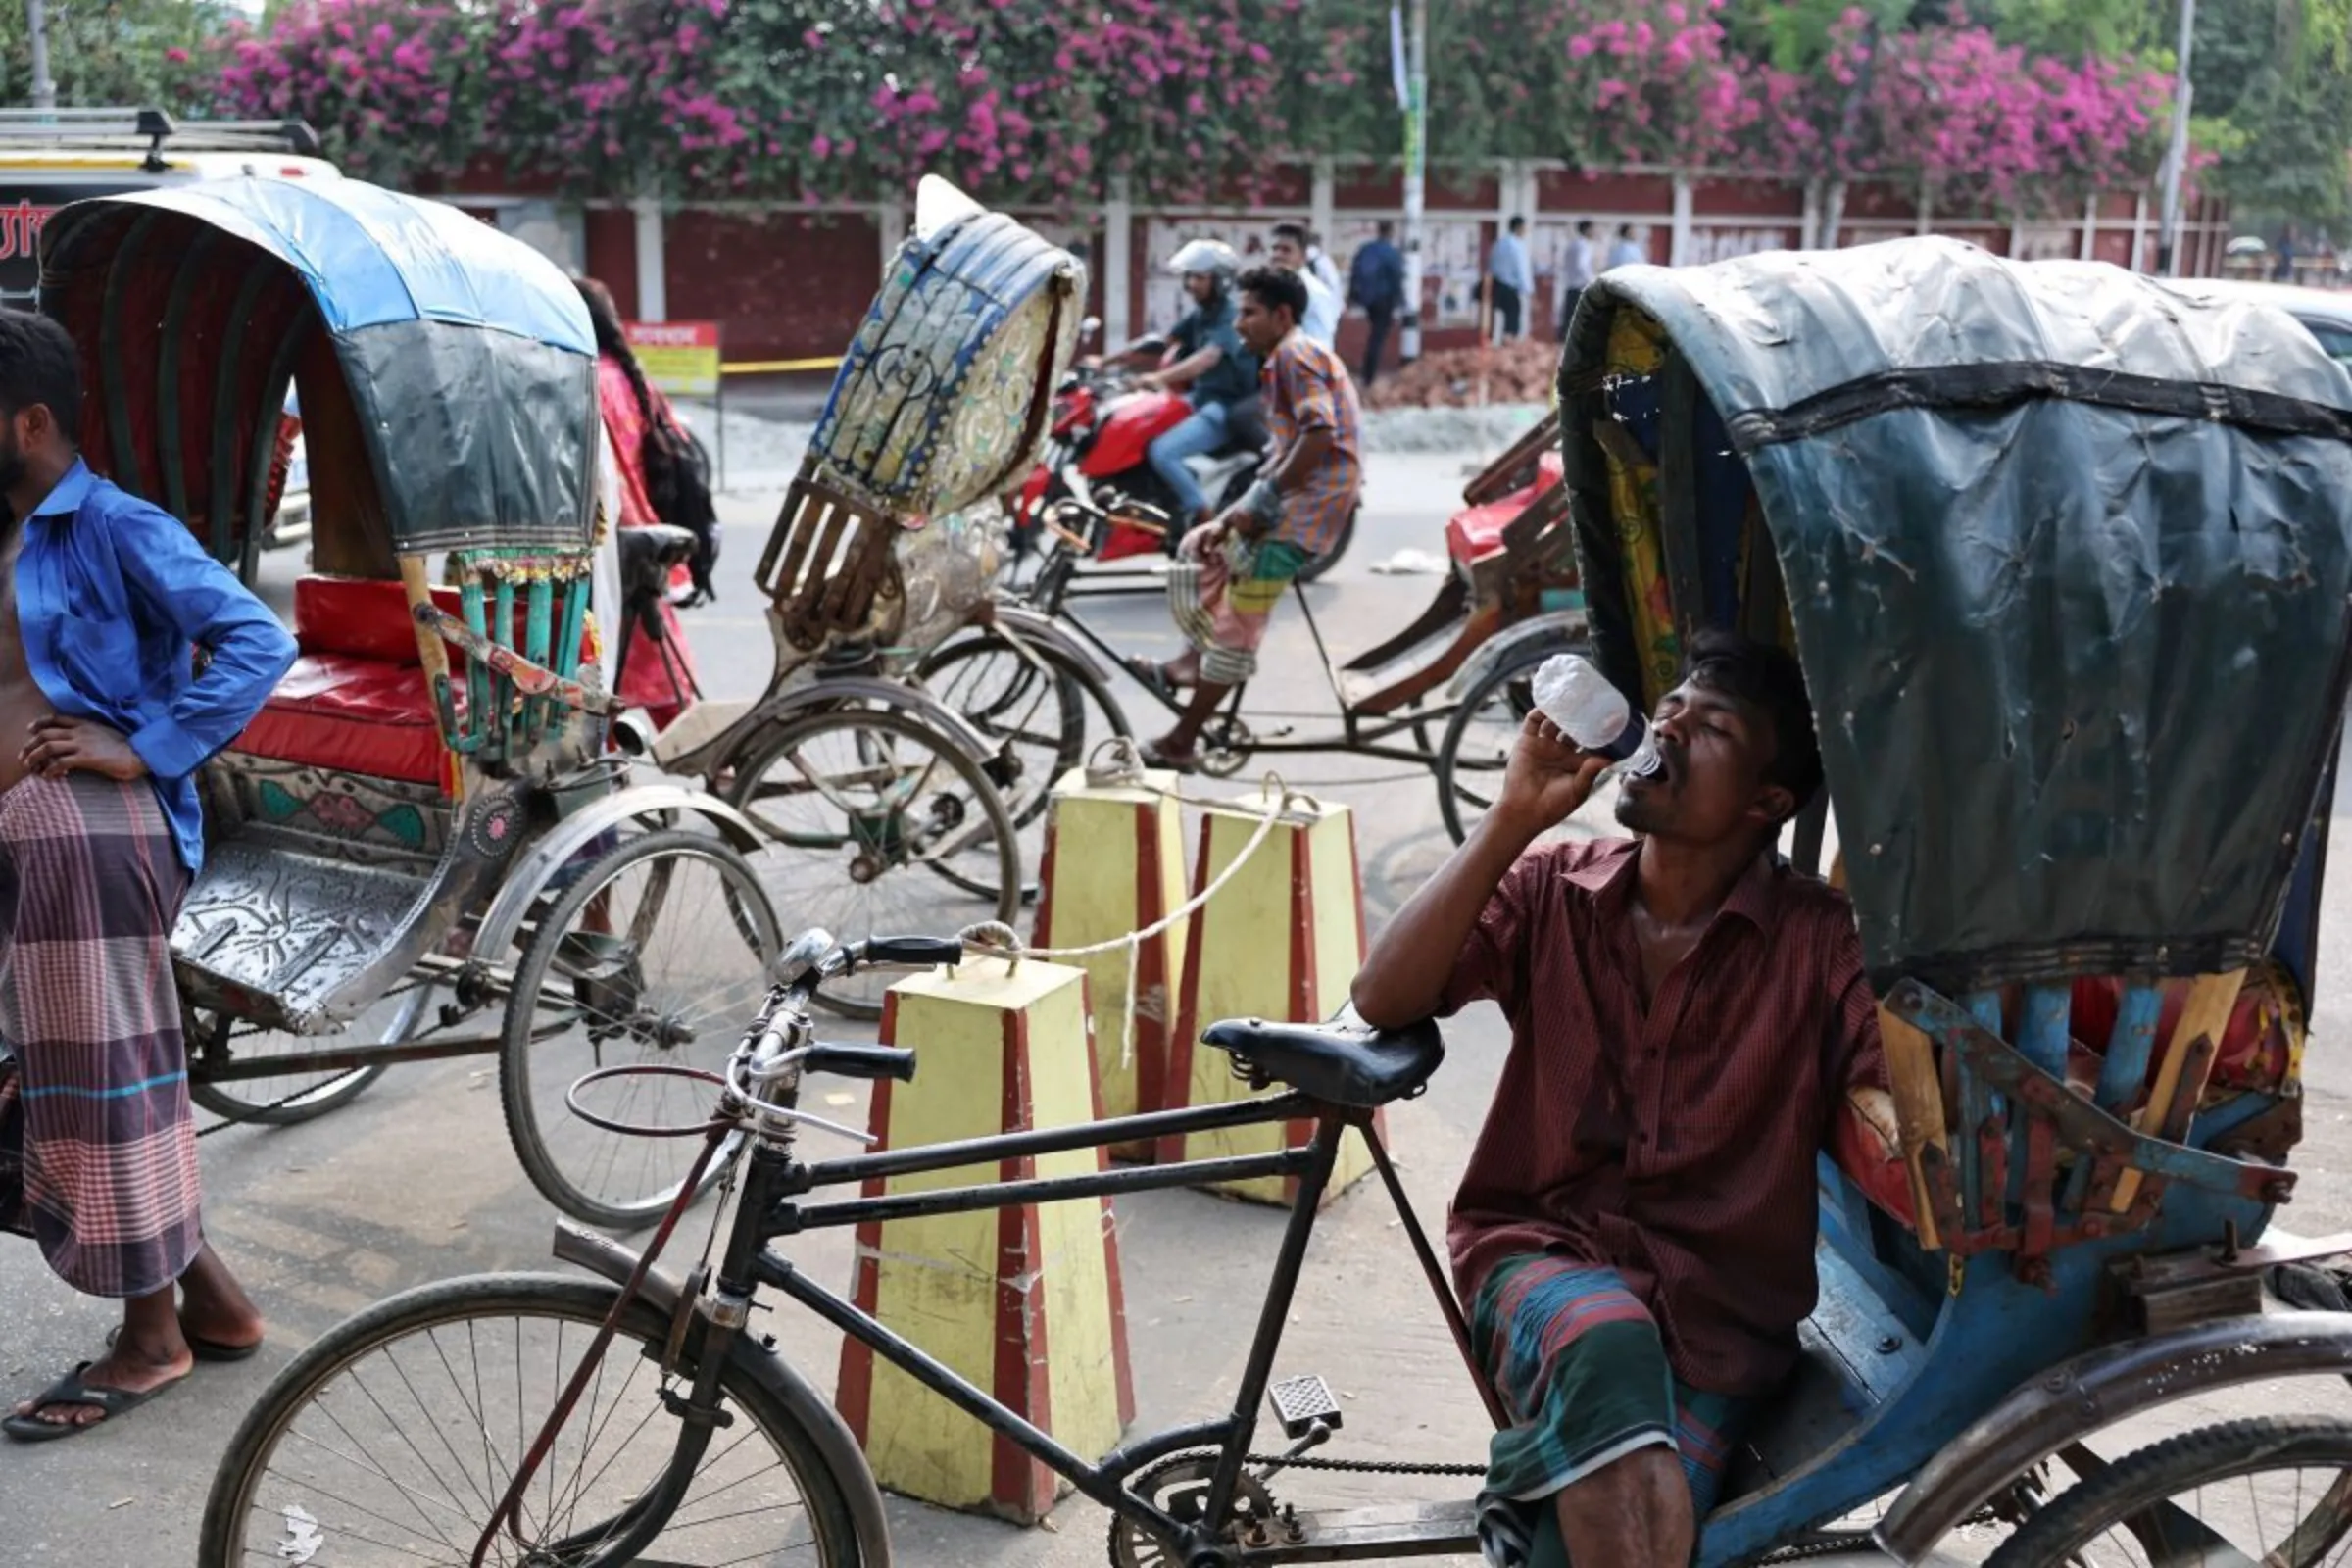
1104,238,1260,529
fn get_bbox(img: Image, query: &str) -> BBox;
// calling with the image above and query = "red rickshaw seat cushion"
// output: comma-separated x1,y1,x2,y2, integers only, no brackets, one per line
1447,452,1565,565
232,654,449,785
291,573,461,664
229,575,461,786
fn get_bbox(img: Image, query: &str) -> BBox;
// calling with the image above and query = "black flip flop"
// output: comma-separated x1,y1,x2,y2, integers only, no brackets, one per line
1137,739,1201,774
4,1359,190,1443
1121,656,1180,704
107,1322,263,1363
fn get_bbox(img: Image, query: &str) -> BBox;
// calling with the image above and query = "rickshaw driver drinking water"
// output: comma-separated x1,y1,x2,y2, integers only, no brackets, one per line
0,309,296,1440
1352,632,1894,1568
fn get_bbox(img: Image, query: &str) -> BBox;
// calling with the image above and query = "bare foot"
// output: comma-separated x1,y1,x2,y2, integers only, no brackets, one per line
178,1243,266,1354
1163,651,1200,688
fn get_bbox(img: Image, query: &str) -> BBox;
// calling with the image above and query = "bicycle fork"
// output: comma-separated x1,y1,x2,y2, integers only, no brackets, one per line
467,1122,756,1568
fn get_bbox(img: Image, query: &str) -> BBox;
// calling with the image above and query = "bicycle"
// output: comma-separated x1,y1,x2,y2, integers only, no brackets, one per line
198,930,2347,1568
198,928,1486,1568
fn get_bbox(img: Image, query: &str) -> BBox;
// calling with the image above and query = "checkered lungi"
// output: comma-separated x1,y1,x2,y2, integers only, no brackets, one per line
0,773,198,1299
1165,526,1311,686
1471,1254,1755,1568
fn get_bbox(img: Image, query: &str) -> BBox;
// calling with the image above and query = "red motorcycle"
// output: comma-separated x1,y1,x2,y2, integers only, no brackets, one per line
1009,355,1354,585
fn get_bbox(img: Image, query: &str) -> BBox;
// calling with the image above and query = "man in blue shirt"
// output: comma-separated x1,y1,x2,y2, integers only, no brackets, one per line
1348,220,1406,383
1488,216,1534,341
0,310,295,1439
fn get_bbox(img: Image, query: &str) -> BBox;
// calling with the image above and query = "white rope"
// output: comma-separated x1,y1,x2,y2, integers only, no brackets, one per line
956,738,1315,1071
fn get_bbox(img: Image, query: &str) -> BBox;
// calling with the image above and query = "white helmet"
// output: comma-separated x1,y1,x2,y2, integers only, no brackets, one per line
1165,238,1240,286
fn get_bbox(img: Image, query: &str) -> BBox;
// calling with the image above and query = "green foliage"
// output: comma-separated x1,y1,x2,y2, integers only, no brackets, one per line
0,0,236,113
2178,0,2352,228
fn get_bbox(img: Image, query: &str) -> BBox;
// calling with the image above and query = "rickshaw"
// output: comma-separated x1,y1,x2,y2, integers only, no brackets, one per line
908,408,1589,843
647,177,1088,1017
37,175,789,1231
201,236,2352,1567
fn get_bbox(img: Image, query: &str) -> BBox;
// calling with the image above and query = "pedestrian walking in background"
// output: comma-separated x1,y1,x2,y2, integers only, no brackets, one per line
1305,230,1345,303
1348,220,1406,383
1607,223,1646,271
1487,215,1532,341
576,277,708,732
1270,220,1343,350
1556,219,1597,343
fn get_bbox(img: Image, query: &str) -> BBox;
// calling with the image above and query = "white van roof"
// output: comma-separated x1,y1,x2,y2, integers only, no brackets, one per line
0,108,337,182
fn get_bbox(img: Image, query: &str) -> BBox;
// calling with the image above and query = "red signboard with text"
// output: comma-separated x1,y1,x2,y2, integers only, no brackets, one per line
623,319,721,397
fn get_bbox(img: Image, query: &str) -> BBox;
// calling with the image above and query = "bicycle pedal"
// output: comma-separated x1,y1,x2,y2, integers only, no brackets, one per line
1269,1374,1344,1439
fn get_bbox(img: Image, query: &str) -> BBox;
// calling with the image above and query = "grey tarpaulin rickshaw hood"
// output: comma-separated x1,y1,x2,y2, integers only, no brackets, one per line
1556,237,2352,994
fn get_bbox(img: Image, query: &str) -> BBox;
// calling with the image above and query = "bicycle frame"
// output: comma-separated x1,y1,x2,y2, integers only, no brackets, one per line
679,1087,1497,1565
1029,578,1449,770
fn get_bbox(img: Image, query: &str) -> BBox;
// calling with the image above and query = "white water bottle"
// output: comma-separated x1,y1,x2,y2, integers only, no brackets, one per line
1529,654,1663,778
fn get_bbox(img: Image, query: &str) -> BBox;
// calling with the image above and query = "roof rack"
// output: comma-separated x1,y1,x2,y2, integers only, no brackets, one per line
0,108,323,170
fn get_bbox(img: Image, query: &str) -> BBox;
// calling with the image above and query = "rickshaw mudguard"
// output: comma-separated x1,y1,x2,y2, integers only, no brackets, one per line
986,601,1117,691
1874,1308,2352,1563
466,785,767,966
742,675,1013,767
1441,609,1591,703
551,1221,895,1565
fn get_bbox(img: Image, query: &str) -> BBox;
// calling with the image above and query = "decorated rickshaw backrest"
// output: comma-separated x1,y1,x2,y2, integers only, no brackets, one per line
1558,238,2352,999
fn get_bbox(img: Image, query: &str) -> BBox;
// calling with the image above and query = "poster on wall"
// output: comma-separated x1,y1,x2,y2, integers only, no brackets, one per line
2011,225,2081,262
1680,226,1800,268
1324,216,1488,325
624,320,722,398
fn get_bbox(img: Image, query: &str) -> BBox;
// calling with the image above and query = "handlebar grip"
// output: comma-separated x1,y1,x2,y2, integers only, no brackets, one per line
859,936,964,968
806,1044,918,1083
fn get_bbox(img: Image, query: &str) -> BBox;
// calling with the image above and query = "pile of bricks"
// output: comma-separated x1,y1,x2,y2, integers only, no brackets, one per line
1361,339,1560,410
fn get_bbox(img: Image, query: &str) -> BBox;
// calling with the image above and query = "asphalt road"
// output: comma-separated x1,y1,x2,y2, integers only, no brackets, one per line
2,449,2350,1564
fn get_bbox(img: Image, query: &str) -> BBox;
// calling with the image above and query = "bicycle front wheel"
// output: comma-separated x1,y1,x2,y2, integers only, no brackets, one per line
200,1274,869,1568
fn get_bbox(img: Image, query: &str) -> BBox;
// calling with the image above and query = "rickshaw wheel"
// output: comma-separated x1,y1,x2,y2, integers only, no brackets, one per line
187,987,432,1127
1982,1415,2352,1567
914,630,1130,901
500,829,781,1230
723,706,1021,1022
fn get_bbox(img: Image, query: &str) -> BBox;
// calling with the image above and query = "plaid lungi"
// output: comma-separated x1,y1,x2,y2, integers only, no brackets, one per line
1164,527,1311,686
1470,1254,1754,1568
0,773,198,1298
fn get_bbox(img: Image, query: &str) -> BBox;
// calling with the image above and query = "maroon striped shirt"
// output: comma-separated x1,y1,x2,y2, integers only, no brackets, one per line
1443,837,1886,1396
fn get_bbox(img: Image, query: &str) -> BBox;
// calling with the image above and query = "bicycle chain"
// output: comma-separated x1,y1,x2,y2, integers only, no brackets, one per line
1241,1451,1487,1477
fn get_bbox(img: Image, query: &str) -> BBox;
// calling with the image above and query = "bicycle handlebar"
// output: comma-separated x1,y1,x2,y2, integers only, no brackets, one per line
805,1043,918,1083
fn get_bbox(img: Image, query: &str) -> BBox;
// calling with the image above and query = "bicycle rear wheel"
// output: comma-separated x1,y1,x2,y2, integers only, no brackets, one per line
199,1274,868,1568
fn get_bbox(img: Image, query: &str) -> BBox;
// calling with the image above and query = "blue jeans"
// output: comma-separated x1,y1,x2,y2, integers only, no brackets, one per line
1148,398,1231,518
